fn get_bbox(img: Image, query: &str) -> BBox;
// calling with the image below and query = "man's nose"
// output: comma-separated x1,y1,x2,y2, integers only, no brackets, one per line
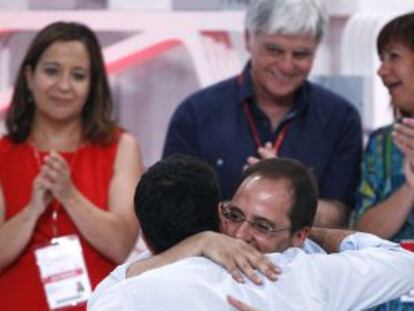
278,53,295,74
234,221,254,243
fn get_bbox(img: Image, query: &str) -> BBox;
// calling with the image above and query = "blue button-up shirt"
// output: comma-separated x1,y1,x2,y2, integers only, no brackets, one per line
163,64,362,205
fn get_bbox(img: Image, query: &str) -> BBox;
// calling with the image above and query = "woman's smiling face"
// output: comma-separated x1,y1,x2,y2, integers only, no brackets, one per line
377,42,414,115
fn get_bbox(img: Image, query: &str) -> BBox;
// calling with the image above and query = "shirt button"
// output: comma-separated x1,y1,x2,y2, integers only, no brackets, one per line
216,158,224,166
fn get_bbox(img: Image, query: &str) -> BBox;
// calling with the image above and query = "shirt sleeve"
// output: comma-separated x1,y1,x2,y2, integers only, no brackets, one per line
162,99,199,158
316,233,414,310
338,232,399,251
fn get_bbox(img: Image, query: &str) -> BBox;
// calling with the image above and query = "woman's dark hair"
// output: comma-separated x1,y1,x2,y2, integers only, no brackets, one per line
6,21,116,144
377,12,414,55
377,12,414,118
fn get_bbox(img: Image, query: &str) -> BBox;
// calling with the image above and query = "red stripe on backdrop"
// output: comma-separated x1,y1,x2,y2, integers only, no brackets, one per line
105,39,182,74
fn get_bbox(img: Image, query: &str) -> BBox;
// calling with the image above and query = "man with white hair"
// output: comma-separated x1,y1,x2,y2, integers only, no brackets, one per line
163,0,362,228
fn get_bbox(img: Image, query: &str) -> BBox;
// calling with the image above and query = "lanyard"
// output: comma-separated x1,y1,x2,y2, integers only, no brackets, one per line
238,73,291,155
31,145,81,238
243,101,290,154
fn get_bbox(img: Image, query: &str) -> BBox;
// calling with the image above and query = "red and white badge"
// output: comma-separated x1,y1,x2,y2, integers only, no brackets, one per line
35,235,92,310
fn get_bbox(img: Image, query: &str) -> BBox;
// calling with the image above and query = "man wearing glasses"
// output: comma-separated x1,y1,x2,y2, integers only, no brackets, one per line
89,156,414,311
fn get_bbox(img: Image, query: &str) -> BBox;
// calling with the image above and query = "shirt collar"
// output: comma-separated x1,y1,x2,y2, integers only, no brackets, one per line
238,62,255,103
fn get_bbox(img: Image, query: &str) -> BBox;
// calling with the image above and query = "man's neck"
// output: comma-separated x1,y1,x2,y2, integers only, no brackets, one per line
251,77,296,130
256,96,293,130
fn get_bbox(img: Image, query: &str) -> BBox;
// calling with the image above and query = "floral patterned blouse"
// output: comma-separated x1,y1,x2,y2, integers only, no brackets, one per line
353,124,414,311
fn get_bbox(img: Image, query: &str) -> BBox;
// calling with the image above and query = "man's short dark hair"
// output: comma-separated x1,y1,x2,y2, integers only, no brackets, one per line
242,158,318,233
134,155,221,254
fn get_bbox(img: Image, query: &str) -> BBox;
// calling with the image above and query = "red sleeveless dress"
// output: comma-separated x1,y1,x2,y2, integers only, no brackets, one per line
0,133,121,311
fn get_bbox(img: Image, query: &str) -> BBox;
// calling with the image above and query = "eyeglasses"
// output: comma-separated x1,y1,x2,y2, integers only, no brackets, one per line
221,204,290,235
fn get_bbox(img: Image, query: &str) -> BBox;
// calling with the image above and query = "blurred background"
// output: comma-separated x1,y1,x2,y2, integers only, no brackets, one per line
0,0,413,168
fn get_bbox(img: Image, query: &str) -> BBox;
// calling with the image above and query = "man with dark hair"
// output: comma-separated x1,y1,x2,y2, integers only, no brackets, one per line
89,157,414,311
87,154,224,309
242,157,318,235
133,154,220,253
216,157,319,258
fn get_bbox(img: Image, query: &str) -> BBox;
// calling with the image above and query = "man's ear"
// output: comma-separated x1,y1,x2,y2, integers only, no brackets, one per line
291,226,311,248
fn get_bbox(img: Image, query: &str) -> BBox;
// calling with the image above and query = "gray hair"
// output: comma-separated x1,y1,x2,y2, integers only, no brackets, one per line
245,0,328,41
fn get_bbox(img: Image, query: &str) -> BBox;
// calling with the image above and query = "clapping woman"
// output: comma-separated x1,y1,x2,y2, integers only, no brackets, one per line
353,12,414,311
0,22,143,310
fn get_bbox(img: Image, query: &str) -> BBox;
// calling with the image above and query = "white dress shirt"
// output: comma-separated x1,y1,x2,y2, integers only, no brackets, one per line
88,234,414,311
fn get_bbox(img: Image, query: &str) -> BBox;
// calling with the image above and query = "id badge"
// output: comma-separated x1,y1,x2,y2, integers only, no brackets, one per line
400,240,414,303
35,235,92,310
